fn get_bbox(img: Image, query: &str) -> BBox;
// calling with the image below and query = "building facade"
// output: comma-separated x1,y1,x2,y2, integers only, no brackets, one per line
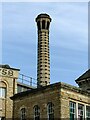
0,65,33,119
0,65,19,119
11,82,90,119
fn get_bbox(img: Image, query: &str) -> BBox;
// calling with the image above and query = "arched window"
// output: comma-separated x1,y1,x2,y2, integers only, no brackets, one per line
20,108,26,120
0,81,6,98
47,102,54,120
34,105,40,120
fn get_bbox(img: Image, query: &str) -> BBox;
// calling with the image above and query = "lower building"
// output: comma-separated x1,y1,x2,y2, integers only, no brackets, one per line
11,82,90,119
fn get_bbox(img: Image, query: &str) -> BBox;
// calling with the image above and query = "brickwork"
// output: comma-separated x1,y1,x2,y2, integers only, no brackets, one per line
0,66,19,119
36,14,51,87
60,88,90,118
11,82,90,119
13,85,60,119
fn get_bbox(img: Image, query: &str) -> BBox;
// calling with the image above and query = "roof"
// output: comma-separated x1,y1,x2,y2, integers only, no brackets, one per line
11,82,90,100
36,13,52,22
0,64,20,71
17,82,36,89
75,69,90,82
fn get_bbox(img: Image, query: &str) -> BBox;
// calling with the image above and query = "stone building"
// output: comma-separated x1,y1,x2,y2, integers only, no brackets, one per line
1,13,90,120
0,65,33,119
11,82,90,119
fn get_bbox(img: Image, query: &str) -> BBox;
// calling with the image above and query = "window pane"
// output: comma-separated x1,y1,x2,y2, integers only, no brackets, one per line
47,102,54,120
78,104,84,120
21,108,26,120
69,101,76,120
0,88,6,98
86,106,90,120
34,105,40,120
2,88,5,98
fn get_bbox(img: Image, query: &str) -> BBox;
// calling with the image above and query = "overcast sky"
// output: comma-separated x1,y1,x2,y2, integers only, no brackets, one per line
2,2,88,86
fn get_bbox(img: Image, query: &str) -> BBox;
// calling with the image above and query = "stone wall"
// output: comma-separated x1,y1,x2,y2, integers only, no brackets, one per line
0,68,19,119
13,86,60,119
12,82,90,119
60,84,90,118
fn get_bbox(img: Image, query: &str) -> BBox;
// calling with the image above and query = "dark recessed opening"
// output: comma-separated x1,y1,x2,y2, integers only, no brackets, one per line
47,21,50,29
42,20,45,29
37,21,41,30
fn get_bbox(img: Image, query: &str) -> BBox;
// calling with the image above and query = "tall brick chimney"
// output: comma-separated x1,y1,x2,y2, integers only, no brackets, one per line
35,13,52,87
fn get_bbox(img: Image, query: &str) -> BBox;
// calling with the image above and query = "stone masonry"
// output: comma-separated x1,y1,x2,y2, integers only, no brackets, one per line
0,65,20,119
35,14,51,87
11,82,90,119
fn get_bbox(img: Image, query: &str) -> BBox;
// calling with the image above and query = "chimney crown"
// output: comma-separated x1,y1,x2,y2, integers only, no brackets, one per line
36,13,51,22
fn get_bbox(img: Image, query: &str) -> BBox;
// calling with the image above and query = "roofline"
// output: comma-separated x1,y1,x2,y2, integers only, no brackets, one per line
10,82,90,100
17,82,36,89
5,67,20,71
0,65,20,71
75,69,90,82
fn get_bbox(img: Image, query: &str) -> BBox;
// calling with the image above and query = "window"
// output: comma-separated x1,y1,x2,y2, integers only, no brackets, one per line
0,87,6,98
34,105,40,120
20,108,26,120
86,106,90,120
69,101,76,120
47,102,54,120
69,102,90,120
78,104,84,120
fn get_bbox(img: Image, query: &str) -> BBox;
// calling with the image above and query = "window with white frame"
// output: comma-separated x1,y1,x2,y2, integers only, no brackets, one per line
34,105,40,120
69,101,90,120
69,101,76,120
0,87,6,98
20,108,26,120
86,106,90,120
78,104,84,120
47,102,54,120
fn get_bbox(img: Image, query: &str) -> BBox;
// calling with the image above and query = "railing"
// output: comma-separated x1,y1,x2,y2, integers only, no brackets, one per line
17,73,37,87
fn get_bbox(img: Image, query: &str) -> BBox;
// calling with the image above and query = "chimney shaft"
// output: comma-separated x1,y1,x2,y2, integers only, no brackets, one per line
35,13,52,87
